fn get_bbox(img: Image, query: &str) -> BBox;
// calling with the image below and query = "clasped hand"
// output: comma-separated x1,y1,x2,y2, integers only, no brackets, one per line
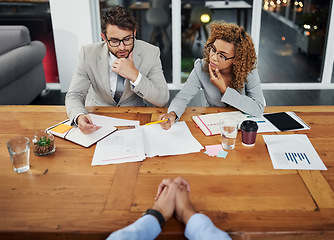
152,177,197,225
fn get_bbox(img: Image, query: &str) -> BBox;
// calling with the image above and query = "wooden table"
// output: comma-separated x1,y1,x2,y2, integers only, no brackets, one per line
1,105,334,240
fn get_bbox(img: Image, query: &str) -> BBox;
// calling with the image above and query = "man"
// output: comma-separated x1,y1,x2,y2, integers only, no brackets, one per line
106,177,231,240
65,6,169,134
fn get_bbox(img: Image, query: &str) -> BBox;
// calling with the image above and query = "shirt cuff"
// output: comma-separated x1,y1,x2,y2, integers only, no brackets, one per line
185,213,231,240
73,113,85,126
130,72,142,87
106,214,161,240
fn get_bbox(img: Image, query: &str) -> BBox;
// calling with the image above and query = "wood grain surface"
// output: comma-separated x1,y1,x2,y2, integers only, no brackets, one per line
0,106,333,240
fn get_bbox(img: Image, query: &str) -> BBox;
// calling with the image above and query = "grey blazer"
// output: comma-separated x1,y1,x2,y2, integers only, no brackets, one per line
168,59,265,118
65,40,169,122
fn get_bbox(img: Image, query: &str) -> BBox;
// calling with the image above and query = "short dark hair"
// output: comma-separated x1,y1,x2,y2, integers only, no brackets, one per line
101,5,137,36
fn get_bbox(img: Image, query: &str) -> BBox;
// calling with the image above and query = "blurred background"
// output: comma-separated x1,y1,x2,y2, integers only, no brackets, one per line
0,0,333,106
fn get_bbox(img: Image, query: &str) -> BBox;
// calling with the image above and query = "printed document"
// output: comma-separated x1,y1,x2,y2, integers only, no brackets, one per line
92,127,145,165
263,134,327,170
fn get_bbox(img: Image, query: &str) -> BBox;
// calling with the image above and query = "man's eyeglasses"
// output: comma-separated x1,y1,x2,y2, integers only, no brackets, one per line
105,35,134,47
208,43,235,62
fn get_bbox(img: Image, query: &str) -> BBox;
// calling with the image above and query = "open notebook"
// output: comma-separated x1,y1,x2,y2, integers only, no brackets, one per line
47,115,118,148
192,111,248,136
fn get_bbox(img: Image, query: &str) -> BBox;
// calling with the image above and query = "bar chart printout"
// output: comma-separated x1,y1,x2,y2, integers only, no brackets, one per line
263,134,327,170
284,152,311,165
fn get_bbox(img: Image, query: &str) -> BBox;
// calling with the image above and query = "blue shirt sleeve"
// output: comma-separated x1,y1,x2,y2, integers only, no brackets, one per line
106,215,161,240
185,213,231,240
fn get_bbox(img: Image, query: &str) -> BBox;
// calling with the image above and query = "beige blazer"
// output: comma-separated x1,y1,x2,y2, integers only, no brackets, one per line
65,40,169,122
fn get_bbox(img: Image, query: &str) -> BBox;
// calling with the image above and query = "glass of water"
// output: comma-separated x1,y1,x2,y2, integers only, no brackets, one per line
7,137,30,173
220,118,238,150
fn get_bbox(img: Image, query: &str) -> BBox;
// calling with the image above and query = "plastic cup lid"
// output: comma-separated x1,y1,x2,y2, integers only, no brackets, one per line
240,120,258,132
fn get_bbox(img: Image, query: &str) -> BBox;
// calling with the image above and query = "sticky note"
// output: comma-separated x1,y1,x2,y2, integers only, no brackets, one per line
205,145,223,156
50,124,73,134
217,150,228,158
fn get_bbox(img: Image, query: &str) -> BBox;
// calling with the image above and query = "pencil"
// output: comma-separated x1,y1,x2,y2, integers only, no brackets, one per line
145,119,169,125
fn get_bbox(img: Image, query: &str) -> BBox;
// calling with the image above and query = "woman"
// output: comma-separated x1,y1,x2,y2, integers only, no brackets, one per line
159,21,265,130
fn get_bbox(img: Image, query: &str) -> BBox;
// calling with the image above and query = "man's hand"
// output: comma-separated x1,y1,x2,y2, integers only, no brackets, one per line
77,114,101,134
155,176,190,201
175,183,197,225
209,66,227,94
112,52,139,82
158,112,177,130
152,178,182,222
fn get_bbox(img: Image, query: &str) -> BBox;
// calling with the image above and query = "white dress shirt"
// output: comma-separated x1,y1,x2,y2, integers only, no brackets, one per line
106,213,231,240
108,52,142,99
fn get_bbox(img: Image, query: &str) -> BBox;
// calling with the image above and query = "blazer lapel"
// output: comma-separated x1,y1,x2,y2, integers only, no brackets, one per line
97,43,114,102
132,39,141,68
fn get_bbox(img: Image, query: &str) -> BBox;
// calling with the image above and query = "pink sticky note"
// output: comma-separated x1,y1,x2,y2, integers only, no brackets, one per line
205,145,223,156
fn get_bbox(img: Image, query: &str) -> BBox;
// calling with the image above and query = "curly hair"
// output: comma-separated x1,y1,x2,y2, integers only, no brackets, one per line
203,21,257,92
101,5,137,36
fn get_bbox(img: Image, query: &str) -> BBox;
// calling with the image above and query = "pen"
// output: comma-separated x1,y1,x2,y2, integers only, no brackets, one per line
145,119,169,125
116,126,136,130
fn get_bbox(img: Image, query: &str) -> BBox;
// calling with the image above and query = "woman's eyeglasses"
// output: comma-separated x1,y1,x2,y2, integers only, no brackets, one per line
208,43,235,62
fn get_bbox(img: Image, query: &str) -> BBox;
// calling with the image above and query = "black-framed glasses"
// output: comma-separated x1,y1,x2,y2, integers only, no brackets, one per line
208,43,235,62
105,34,134,47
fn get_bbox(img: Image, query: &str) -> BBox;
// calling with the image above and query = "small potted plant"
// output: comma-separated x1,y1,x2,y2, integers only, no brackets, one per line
33,130,56,156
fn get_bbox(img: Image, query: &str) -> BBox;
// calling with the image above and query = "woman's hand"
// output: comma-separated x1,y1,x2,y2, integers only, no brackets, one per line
158,112,177,130
209,66,227,93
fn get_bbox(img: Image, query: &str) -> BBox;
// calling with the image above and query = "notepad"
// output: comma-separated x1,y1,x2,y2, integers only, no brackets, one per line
192,111,248,136
50,124,73,134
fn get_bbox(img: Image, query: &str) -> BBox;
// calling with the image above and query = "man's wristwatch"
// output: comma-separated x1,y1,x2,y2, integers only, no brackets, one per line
142,209,165,228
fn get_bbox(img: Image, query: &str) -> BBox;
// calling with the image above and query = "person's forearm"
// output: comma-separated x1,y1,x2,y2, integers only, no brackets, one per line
185,213,231,240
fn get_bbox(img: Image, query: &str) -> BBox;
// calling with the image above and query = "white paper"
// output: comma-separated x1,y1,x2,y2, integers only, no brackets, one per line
89,114,140,127
263,134,327,170
142,121,204,157
92,127,145,165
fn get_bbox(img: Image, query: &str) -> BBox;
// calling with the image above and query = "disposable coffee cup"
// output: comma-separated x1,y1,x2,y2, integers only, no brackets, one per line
240,120,258,147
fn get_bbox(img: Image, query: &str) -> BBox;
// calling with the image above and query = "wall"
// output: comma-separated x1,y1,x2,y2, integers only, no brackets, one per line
49,0,101,92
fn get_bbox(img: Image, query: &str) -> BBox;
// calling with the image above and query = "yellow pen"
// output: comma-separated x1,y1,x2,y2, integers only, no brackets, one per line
145,119,169,125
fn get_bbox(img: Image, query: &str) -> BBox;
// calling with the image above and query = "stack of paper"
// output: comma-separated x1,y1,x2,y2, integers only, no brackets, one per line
92,120,203,165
